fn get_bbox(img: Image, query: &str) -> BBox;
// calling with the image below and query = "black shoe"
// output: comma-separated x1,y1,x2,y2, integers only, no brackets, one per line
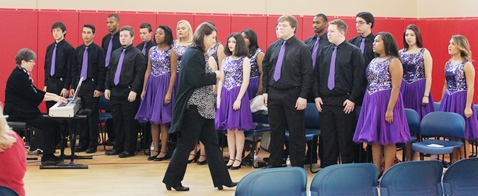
197,155,207,165
216,182,238,190
41,155,61,166
153,151,168,161
85,147,97,154
118,151,134,158
104,139,116,146
165,184,189,191
75,146,87,152
105,149,121,155
230,159,242,170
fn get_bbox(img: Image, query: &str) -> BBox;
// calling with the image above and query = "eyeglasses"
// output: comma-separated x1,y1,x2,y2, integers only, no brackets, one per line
355,21,367,25
28,60,35,63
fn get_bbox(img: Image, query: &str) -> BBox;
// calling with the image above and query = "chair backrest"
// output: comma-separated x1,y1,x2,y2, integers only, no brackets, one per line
0,185,19,196
442,158,478,195
405,108,420,134
98,94,111,111
235,167,308,196
434,102,441,111
252,112,269,125
420,112,465,138
310,163,378,196
475,104,478,119
379,160,443,196
305,103,319,129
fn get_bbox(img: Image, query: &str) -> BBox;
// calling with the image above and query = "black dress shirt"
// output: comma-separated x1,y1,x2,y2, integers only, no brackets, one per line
136,40,155,57
72,42,106,91
349,33,375,66
102,32,121,65
4,66,46,120
304,33,330,68
105,44,146,97
313,41,366,106
44,39,76,88
262,36,313,98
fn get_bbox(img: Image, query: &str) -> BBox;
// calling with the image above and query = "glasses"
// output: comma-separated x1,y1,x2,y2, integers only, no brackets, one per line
355,21,367,25
28,60,35,63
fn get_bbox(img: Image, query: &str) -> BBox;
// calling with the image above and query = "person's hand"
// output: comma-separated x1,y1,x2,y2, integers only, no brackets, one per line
104,90,111,100
70,89,75,97
93,90,101,98
262,93,268,106
314,97,323,112
141,91,145,99
233,100,241,110
343,99,355,114
422,96,429,105
464,107,473,118
56,95,68,104
215,70,221,80
60,88,69,98
43,86,47,92
216,98,221,109
128,91,137,102
164,92,171,104
295,97,306,110
385,109,394,123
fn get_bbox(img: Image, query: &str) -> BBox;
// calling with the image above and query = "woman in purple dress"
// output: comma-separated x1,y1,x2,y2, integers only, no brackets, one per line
135,25,178,161
440,35,478,161
242,29,264,99
400,24,435,118
215,33,255,169
207,22,226,71
354,32,410,174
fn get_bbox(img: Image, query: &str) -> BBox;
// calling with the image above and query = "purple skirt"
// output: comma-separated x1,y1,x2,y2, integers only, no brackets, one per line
400,79,435,119
215,86,255,131
247,76,260,100
439,91,478,141
353,90,411,145
135,74,175,124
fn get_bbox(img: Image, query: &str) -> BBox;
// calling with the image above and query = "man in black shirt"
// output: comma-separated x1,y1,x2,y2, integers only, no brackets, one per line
313,19,366,167
104,26,146,158
44,22,75,109
72,24,106,153
136,23,155,57
262,15,313,168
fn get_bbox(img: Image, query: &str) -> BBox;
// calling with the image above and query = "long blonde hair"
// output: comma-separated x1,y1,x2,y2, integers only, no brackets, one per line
176,20,193,43
451,35,472,61
0,105,15,152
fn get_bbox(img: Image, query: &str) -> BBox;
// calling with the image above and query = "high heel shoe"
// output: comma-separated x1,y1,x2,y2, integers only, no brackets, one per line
187,153,197,163
197,155,207,165
216,182,238,190
147,150,159,161
226,159,234,168
230,159,242,170
165,184,190,191
154,151,168,161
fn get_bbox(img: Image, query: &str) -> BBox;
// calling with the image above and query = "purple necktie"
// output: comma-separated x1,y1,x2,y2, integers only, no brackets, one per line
80,46,88,81
105,35,113,67
360,38,365,54
114,49,126,85
311,37,320,69
142,44,147,55
273,41,286,81
328,46,337,90
50,43,57,76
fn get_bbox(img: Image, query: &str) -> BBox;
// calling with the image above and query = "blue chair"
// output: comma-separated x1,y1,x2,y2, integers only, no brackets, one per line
442,158,478,195
0,185,19,196
379,160,443,196
397,108,421,161
470,105,478,157
98,94,113,151
235,167,307,196
434,102,441,111
412,112,465,162
310,163,378,196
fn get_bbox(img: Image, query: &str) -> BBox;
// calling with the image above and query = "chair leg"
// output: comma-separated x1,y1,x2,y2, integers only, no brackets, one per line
310,137,319,173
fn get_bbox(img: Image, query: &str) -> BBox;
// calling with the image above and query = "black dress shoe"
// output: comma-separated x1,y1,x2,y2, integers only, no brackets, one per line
104,139,116,146
165,184,189,191
85,147,97,153
118,151,134,158
216,182,238,190
105,149,121,155
41,155,61,166
75,146,87,152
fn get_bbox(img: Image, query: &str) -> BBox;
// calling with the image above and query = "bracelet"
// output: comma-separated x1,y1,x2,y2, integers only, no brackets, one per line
423,95,429,98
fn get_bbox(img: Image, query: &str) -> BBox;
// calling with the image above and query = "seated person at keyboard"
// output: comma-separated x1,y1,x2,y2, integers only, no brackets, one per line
4,48,67,166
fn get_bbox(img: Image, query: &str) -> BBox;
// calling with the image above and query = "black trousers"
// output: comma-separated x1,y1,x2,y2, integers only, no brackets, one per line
45,77,66,109
78,79,99,148
320,105,356,167
110,95,140,154
11,115,60,155
163,106,232,187
267,88,306,168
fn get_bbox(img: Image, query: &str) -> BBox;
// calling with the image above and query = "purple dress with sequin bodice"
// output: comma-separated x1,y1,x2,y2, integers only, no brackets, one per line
354,57,410,145
399,48,435,118
247,48,262,99
135,46,175,124
215,56,255,131
439,60,478,140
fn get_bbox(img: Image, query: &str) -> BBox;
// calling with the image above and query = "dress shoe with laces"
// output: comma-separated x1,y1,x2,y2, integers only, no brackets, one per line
216,182,238,190
85,147,97,153
41,154,61,166
105,149,121,155
75,146,87,152
118,151,134,158
165,184,189,191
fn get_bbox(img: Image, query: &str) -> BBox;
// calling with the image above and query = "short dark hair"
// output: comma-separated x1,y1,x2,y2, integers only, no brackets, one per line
83,24,95,34
193,22,217,52
120,25,134,37
403,24,423,50
315,13,328,22
108,14,120,22
376,32,400,59
241,29,260,56
140,23,152,32
156,25,174,46
356,12,374,28
51,22,66,32
224,33,248,57
15,48,36,65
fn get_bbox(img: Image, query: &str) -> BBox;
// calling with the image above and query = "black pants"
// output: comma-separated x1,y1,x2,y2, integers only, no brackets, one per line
267,88,306,168
110,95,140,154
78,79,100,148
45,77,65,109
320,105,356,167
163,106,232,187
11,115,60,155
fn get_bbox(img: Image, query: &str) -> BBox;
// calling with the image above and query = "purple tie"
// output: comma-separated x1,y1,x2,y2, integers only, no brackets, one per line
80,46,88,81
142,44,147,55
114,49,126,85
50,43,57,76
360,38,365,54
328,46,337,90
273,41,286,81
311,37,320,69
105,35,113,67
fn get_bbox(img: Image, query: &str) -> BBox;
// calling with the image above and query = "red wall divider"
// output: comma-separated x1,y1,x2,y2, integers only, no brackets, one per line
1,9,478,107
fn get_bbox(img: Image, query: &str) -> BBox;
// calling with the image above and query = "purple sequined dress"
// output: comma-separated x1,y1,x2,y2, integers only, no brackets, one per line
439,60,478,140
135,46,175,124
173,40,190,88
247,48,262,99
215,56,255,131
354,57,411,145
399,48,435,118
